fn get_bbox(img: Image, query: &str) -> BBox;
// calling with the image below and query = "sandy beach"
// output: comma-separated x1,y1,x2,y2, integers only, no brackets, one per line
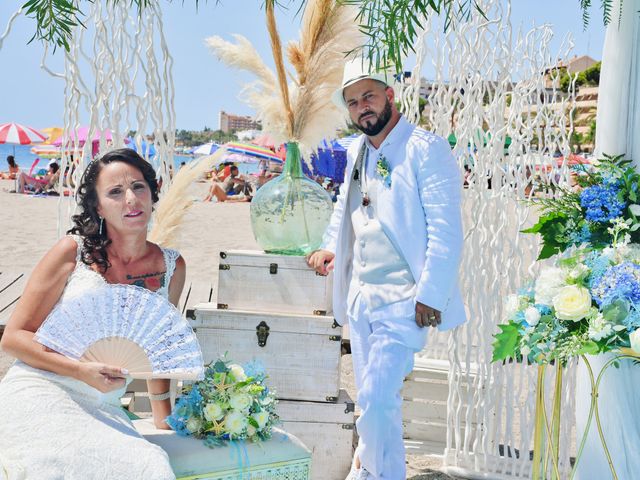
0,179,457,479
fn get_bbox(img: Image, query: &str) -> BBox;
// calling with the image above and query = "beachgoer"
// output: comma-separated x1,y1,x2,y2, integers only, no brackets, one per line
16,160,60,193
0,155,19,180
307,58,466,480
204,165,251,202
0,148,185,479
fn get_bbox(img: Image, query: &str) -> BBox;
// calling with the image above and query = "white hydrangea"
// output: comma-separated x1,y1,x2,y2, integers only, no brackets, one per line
587,313,614,341
534,267,567,305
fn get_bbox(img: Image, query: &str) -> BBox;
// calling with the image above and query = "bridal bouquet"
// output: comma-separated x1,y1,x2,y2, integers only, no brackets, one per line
494,154,640,364
166,358,279,447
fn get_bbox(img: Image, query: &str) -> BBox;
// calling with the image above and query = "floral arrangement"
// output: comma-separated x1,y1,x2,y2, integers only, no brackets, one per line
523,154,640,259
166,358,279,447
493,154,640,364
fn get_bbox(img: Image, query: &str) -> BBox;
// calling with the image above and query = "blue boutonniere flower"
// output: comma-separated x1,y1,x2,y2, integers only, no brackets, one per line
376,155,392,187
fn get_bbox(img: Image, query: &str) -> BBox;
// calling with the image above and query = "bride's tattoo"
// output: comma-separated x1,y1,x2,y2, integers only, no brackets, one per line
126,271,166,290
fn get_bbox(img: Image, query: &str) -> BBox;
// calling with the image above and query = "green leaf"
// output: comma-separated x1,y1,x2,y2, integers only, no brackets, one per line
577,340,599,355
492,322,522,362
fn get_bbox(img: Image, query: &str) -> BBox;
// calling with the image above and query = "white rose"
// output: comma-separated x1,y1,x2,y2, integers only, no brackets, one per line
229,364,247,382
534,267,567,305
186,417,203,434
553,285,592,321
505,294,520,318
252,410,270,430
568,264,589,281
229,393,252,412
203,402,224,422
224,411,248,436
524,306,541,327
630,329,640,354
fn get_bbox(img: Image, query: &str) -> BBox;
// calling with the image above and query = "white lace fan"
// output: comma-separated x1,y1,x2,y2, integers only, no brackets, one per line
34,284,204,380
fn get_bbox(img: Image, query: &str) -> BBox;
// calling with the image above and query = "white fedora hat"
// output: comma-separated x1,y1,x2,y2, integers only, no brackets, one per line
332,56,392,108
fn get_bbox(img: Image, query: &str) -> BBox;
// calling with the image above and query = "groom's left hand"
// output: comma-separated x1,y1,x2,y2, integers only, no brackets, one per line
416,302,441,328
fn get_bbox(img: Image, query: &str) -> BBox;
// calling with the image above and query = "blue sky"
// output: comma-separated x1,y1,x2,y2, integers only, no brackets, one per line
0,1,605,131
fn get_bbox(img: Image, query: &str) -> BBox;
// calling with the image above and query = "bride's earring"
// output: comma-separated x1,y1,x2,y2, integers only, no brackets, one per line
99,217,104,235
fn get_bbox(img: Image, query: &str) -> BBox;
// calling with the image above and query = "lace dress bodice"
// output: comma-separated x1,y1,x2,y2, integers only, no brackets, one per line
61,235,180,303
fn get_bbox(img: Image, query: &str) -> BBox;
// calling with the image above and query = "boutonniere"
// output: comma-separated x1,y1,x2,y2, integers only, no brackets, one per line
376,155,392,187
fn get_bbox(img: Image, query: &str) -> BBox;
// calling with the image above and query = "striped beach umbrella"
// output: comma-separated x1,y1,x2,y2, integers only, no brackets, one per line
225,142,283,162
0,123,47,155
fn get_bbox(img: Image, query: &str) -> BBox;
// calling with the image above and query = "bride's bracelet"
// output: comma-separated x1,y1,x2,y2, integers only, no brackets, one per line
148,390,171,401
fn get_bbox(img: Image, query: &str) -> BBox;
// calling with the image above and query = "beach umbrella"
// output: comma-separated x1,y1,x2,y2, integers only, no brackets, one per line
251,134,278,149
0,122,47,155
192,142,220,156
53,127,113,147
225,142,282,162
41,127,63,145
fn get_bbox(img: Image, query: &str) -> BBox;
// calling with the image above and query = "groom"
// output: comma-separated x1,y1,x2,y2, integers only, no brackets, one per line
307,58,467,480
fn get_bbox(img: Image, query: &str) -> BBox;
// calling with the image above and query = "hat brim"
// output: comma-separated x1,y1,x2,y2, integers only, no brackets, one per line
332,73,391,109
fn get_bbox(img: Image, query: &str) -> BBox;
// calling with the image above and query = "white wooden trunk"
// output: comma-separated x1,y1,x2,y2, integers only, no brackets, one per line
402,358,478,448
216,250,333,316
192,305,342,402
278,390,355,480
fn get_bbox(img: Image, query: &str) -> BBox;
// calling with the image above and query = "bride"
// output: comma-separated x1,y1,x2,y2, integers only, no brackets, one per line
0,148,185,479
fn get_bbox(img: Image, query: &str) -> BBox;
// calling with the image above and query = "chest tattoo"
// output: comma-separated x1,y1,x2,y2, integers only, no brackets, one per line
126,271,166,290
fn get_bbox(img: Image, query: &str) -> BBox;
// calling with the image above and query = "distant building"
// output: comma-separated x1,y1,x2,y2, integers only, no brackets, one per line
218,111,261,133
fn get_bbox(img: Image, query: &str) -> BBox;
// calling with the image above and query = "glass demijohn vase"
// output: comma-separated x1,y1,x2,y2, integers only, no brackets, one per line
250,142,334,255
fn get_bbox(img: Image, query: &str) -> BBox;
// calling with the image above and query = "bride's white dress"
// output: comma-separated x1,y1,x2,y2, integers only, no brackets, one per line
0,237,180,480
575,353,640,480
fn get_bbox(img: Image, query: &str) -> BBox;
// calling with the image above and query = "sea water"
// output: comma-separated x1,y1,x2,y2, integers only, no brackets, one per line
0,144,257,175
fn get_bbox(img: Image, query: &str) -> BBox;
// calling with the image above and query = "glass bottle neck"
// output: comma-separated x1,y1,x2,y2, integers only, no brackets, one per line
282,142,303,178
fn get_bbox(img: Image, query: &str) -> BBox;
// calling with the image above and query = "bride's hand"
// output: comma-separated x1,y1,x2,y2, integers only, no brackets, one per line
75,362,128,393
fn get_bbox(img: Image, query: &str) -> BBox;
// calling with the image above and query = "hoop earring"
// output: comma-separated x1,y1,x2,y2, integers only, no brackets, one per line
99,217,104,235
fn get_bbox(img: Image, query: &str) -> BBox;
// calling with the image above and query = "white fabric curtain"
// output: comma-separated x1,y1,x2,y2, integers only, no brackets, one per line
594,0,640,163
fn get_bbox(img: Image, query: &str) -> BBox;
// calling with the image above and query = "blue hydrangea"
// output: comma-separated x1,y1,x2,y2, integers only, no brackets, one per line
165,386,203,436
535,304,552,316
591,262,640,306
243,360,266,380
623,307,640,330
586,252,613,287
569,224,592,245
580,183,626,223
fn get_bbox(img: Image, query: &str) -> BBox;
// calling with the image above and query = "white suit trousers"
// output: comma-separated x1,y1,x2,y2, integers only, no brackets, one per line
348,294,428,480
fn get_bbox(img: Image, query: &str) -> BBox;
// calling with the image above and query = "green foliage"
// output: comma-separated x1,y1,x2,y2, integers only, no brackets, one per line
175,128,237,147
492,322,522,362
559,62,601,93
579,0,623,28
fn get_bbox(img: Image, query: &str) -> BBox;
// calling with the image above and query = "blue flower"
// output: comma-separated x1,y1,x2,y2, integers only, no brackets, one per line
244,360,266,380
535,304,552,316
580,183,626,223
569,224,592,245
591,262,640,306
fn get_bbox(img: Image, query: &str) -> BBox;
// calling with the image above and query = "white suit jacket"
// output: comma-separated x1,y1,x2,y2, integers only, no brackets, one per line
321,116,466,330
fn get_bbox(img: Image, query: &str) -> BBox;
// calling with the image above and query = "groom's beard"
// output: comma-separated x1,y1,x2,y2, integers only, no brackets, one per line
354,99,393,136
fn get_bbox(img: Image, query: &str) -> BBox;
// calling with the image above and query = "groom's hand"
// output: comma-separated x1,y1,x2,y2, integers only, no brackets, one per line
416,302,441,328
